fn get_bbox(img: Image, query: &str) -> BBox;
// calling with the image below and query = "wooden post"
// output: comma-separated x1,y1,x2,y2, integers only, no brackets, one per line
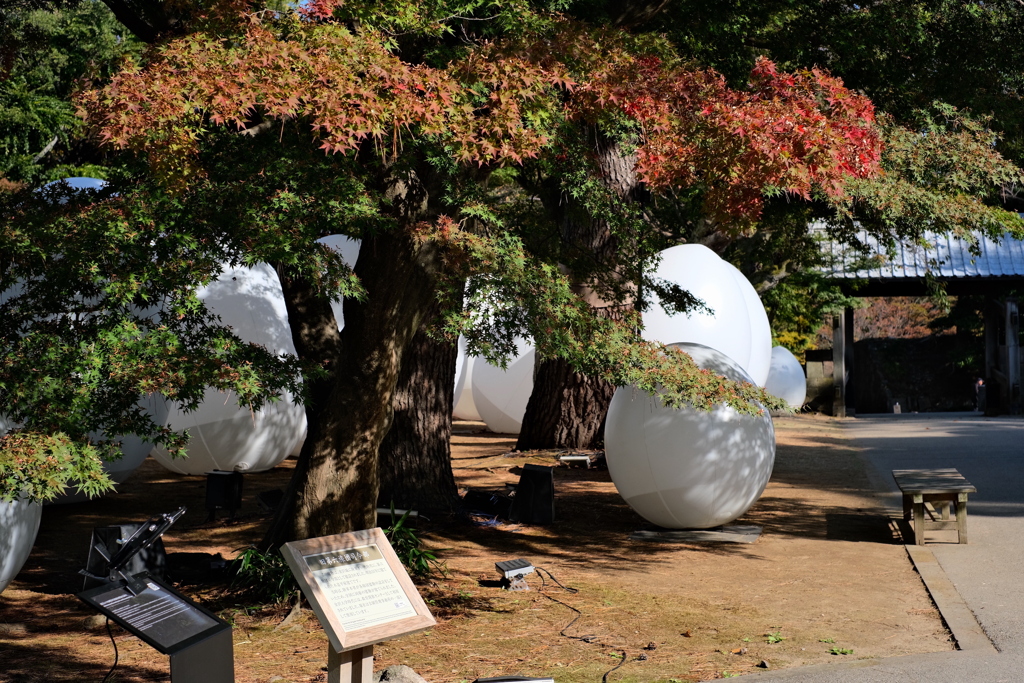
328,645,374,683
984,299,1000,414
832,312,847,417
985,298,998,382
844,307,855,416
956,492,969,545
1006,299,1020,414
913,494,925,545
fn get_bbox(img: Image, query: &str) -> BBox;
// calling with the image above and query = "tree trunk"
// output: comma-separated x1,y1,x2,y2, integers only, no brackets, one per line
517,134,641,451
263,164,444,548
377,305,460,514
261,264,342,550
517,357,615,449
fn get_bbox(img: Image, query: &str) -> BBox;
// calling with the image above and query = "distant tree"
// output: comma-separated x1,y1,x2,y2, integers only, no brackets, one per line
855,298,949,341
0,1,141,183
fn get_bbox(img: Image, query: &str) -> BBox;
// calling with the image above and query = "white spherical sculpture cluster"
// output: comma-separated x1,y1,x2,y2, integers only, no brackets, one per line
642,245,772,386
605,343,775,529
0,498,42,594
764,346,806,410
470,338,535,434
150,263,306,475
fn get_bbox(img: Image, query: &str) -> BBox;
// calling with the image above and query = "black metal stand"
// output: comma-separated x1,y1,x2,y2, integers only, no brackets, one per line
77,507,235,683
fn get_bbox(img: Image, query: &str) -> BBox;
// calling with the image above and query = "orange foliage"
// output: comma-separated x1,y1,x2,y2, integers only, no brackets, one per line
78,9,881,211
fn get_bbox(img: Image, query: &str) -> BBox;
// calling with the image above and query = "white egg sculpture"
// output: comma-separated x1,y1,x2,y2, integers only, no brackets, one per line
39,176,107,198
604,342,775,529
724,262,772,386
0,497,43,593
765,346,806,410
316,235,362,331
47,394,168,504
47,437,152,505
150,263,306,474
642,245,772,386
453,337,483,421
471,338,535,434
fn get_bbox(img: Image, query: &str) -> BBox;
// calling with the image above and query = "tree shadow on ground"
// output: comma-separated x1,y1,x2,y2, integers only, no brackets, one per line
0,591,168,682
0,641,167,683
18,458,295,596
441,423,902,576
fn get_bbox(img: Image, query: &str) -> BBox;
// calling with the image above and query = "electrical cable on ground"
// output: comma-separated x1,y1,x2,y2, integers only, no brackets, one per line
101,616,119,683
602,650,628,683
534,566,631,683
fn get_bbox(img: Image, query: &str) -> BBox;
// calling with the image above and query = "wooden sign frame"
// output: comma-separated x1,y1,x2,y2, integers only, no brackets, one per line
280,527,435,653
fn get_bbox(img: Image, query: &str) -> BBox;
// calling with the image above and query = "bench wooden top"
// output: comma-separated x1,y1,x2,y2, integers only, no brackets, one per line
892,468,976,495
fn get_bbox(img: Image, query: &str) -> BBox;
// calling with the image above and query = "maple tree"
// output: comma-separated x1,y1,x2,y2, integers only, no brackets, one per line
3,0,900,544
519,0,1024,448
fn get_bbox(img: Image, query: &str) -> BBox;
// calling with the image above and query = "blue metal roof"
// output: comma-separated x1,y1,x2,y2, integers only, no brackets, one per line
821,229,1024,281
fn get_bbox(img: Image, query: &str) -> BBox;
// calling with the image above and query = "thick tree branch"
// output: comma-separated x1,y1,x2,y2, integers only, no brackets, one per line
99,0,189,43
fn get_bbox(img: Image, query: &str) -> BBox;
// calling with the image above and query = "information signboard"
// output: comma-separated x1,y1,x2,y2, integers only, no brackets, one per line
77,572,230,656
281,528,435,653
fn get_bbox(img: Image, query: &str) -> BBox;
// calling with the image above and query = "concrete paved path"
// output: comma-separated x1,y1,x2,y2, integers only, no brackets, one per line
744,413,1024,682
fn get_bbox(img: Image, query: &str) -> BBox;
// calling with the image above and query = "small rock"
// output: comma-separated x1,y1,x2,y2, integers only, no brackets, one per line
83,614,107,630
644,642,657,651
681,630,692,638
274,599,305,632
0,622,28,635
758,660,770,669
637,653,648,661
269,677,288,682
374,665,429,683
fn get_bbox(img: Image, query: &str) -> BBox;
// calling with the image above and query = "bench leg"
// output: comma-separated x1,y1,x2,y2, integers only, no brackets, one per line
913,494,926,545
956,493,969,544
903,493,912,521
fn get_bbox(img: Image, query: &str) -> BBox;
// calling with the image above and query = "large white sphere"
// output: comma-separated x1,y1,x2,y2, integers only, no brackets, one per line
471,338,535,434
765,346,806,410
150,263,306,474
604,343,775,529
47,438,151,505
642,245,772,386
48,395,168,504
0,498,43,593
316,235,361,330
40,176,107,198
453,337,482,421
723,262,772,386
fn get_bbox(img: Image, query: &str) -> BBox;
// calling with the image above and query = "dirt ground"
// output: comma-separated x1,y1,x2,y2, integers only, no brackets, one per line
0,415,952,682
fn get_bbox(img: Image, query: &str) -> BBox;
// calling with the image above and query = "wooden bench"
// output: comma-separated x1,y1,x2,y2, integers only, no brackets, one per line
892,469,976,545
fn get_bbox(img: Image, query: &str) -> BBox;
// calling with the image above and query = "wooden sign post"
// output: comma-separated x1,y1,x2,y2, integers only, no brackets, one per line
281,528,436,683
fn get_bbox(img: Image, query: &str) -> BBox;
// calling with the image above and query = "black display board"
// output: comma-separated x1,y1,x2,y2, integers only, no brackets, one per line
77,572,229,655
